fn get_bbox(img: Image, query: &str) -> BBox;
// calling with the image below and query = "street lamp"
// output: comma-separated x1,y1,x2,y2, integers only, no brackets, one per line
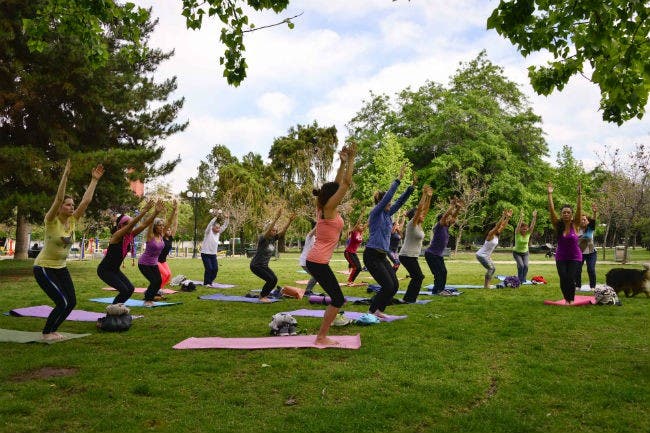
186,190,207,258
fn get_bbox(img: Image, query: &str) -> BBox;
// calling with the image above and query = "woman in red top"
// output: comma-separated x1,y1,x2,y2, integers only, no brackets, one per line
344,210,366,286
306,143,356,346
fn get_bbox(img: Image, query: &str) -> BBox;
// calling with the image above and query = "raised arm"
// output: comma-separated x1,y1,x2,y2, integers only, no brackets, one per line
165,200,179,236
573,181,583,228
324,144,357,215
278,212,296,237
264,209,283,239
529,210,538,235
133,200,163,237
73,163,104,219
413,185,433,225
515,211,524,234
547,182,558,225
441,197,462,226
145,199,166,241
45,159,71,222
109,200,154,243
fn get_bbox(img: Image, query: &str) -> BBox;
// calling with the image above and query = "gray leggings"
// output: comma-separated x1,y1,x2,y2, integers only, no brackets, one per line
476,254,496,279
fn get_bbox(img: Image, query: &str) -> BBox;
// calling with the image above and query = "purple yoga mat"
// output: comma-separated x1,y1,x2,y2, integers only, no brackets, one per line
284,308,407,322
173,334,361,350
9,305,143,321
199,293,280,303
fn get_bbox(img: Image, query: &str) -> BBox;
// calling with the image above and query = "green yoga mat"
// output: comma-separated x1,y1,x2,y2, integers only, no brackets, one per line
0,328,91,344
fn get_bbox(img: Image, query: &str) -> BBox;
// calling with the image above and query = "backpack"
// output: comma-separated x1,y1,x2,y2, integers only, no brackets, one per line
594,284,621,306
96,304,132,332
170,274,187,286
180,280,196,292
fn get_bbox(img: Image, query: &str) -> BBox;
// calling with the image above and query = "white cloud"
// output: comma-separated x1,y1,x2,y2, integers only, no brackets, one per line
256,92,295,118
132,0,649,194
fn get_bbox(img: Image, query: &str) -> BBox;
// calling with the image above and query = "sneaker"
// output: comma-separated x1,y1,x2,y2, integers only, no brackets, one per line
332,313,353,327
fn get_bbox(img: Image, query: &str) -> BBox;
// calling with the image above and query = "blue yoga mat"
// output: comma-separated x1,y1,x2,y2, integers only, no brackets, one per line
89,298,181,307
199,293,280,303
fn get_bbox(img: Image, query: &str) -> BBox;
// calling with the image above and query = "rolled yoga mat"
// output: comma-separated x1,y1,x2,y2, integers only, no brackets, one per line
173,334,361,350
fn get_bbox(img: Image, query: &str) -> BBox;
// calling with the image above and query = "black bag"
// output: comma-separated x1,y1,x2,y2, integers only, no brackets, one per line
96,313,133,332
180,280,196,292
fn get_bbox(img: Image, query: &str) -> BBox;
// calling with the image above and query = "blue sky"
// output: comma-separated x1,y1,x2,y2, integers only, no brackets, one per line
134,0,649,194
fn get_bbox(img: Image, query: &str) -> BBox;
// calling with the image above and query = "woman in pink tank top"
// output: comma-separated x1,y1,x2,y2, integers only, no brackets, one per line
306,143,356,346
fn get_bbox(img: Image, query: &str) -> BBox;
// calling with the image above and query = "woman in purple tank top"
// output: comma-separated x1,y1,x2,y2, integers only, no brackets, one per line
547,182,583,303
138,200,168,306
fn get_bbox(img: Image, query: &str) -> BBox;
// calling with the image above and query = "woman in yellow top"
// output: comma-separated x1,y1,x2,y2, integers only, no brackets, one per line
33,159,104,341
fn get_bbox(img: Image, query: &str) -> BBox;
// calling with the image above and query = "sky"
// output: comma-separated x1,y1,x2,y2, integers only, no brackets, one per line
133,0,649,194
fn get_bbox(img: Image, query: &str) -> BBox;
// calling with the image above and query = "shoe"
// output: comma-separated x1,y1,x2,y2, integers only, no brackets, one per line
332,313,353,327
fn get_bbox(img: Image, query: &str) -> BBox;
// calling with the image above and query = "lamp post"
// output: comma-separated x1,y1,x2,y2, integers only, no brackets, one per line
186,190,207,259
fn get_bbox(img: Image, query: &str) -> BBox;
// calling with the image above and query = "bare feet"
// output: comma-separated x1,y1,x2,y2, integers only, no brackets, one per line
144,300,154,307
258,297,272,303
42,333,65,341
372,311,388,319
315,336,340,346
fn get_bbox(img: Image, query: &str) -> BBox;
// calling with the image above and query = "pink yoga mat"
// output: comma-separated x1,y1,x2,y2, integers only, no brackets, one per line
543,295,596,306
9,305,143,321
102,287,178,294
173,334,361,350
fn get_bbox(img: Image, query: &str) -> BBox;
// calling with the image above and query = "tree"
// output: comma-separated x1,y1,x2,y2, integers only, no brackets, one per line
1,0,185,259
348,52,551,237
596,145,650,263
487,0,650,124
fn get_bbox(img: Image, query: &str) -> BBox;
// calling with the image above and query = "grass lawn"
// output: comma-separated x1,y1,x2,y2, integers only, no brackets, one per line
0,248,648,433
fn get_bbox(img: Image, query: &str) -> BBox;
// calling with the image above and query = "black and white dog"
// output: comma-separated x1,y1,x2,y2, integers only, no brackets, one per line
605,263,650,297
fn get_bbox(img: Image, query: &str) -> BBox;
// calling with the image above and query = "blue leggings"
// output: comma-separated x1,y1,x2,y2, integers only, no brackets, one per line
512,251,529,283
33,266,76,334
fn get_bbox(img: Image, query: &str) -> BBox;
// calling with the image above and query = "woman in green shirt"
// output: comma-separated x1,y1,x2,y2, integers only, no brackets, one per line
512,210,537,283
33,159,104,341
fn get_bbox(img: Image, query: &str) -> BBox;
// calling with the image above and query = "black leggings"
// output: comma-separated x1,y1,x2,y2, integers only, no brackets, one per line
33,266,76,334
138,264,162,301
250,263,277,297
306,260,345,308
424,252,447,293
97,265,135,304
363,248,399,313
556,260,581,302
344,251,362,282
399,255,424,302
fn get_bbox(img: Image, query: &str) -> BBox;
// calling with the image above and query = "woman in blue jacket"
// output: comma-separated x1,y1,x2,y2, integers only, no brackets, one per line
363,165,415,318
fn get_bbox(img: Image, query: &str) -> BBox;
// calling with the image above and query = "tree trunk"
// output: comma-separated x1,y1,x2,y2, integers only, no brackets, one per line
14,211,31,260
455,225,464,255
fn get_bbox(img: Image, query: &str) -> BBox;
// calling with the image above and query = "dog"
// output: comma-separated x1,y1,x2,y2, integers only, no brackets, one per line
605,263,650,297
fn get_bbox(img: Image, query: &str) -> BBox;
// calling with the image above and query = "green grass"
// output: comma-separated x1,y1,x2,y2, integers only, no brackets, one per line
0,249,648,433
